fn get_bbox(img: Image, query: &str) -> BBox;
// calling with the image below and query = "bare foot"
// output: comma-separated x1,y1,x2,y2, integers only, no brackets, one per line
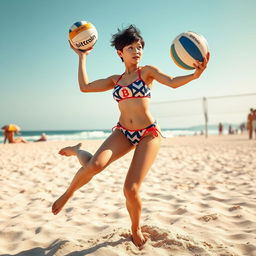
59,143,82,156
52,192,72,215
131,228,147,247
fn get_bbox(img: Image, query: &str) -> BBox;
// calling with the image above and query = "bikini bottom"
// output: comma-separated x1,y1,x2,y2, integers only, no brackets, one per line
113,121,162,146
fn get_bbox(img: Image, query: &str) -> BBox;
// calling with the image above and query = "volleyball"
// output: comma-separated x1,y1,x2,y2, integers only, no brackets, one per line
69,21,98,51
170,31,209,70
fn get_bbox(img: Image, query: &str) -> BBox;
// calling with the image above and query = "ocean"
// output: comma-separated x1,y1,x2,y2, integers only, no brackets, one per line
0,126,223,143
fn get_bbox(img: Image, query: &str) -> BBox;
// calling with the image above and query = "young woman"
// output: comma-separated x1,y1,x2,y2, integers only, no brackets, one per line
52,25,209,247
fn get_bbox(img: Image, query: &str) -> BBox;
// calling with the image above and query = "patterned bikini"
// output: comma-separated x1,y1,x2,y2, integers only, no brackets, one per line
112,68,161,146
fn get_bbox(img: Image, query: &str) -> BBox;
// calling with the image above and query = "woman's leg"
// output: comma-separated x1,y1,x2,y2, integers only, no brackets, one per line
249,126,252,139
59,143,93,166
52,130,134,215
14,137,28,143
123,135,161,247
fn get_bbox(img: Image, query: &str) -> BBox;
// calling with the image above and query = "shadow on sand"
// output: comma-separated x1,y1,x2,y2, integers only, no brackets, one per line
1,237,130,256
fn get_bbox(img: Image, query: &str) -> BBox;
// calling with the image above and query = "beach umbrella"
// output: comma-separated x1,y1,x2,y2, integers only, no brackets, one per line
1,124,21,132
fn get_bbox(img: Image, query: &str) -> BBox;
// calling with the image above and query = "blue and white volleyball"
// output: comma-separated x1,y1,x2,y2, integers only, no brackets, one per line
170,32,208,70
69,21,98,50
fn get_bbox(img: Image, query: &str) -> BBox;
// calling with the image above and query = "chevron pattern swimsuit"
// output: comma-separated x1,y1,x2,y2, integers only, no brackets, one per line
112,68,161,146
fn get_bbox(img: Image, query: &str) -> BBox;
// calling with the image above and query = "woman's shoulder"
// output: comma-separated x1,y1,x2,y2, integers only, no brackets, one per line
108,74,122,84
140,65,160,78
140,65,160,73
139,65,159,86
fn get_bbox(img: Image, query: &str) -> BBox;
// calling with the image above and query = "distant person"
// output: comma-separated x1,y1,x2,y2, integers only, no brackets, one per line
247,108,254,139
3,130,27,144
228,125,233,135
253,109,256,139
218,122,223,135
240,123,245,134
34,133,47,142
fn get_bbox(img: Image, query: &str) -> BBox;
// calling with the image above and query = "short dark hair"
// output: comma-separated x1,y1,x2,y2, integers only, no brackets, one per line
110,25,145,51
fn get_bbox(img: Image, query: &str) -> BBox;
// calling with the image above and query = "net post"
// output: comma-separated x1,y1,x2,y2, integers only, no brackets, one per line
203,97,208,138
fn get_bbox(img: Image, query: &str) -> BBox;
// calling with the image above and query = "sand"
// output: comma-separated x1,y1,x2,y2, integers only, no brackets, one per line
0,134,255,256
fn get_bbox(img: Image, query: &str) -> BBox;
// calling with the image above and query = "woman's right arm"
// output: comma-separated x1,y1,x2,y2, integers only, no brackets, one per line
70,42,115,93
78,54,115,92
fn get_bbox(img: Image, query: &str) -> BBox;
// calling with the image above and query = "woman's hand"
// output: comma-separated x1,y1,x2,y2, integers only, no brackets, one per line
192,52,210,79
69,40,93,56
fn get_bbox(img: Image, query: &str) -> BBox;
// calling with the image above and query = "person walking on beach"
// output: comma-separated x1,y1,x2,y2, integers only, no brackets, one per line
247,108,254,139
253,109,256,139
52,25,209,247
218,122,223,135
240,123,245,134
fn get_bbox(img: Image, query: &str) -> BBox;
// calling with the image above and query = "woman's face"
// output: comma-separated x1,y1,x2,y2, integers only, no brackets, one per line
118,40,143,64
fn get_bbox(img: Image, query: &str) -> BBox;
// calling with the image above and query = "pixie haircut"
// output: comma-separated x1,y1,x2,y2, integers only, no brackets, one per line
111,25,145,57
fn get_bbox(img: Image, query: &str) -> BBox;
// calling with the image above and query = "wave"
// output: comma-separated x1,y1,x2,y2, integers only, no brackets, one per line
0,130,112,143
0,128,221,143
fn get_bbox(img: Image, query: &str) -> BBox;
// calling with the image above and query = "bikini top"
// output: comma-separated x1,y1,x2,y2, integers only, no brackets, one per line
113,68,151,103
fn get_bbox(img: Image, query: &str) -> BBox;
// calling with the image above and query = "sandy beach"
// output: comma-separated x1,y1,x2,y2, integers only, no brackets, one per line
0,134,255,256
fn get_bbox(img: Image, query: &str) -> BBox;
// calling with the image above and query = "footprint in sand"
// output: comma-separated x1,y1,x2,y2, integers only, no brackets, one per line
141,225,183,248
199,213,218,222
229,205,241,211
65,207,74,213
172,208,188,215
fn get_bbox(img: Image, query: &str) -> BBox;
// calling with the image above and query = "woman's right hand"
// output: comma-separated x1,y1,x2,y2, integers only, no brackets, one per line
69,40,93,56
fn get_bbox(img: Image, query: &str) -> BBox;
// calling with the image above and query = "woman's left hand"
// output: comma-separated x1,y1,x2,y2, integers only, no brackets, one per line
193,52,210,79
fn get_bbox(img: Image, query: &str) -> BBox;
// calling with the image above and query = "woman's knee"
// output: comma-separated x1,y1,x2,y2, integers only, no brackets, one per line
123,183,140,200
78,151,93,166
86,158,107,175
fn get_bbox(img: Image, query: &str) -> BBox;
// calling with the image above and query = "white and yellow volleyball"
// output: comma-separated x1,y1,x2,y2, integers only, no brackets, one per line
69,21,98,51
170,31,209,70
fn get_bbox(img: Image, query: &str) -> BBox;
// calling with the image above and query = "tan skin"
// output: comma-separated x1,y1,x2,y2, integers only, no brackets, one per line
3,130,27,144
34,133,47,142
253,110,256,137
247,109,254,139
52,40,209,247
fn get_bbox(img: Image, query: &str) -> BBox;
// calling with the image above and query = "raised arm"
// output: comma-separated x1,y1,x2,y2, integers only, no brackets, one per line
70,42,115,93
147,52,210,89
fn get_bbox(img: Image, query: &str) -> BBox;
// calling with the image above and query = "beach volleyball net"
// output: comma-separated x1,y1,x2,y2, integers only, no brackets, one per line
151,93,256,133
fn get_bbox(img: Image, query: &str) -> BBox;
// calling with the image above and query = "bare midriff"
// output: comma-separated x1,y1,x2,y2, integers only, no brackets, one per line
118,98,155,129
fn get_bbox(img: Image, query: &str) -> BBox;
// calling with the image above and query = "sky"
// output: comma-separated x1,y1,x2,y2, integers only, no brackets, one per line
0,0,256,130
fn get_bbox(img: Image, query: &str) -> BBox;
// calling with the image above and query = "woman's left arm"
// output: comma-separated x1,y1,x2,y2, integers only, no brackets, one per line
147,52,210,88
